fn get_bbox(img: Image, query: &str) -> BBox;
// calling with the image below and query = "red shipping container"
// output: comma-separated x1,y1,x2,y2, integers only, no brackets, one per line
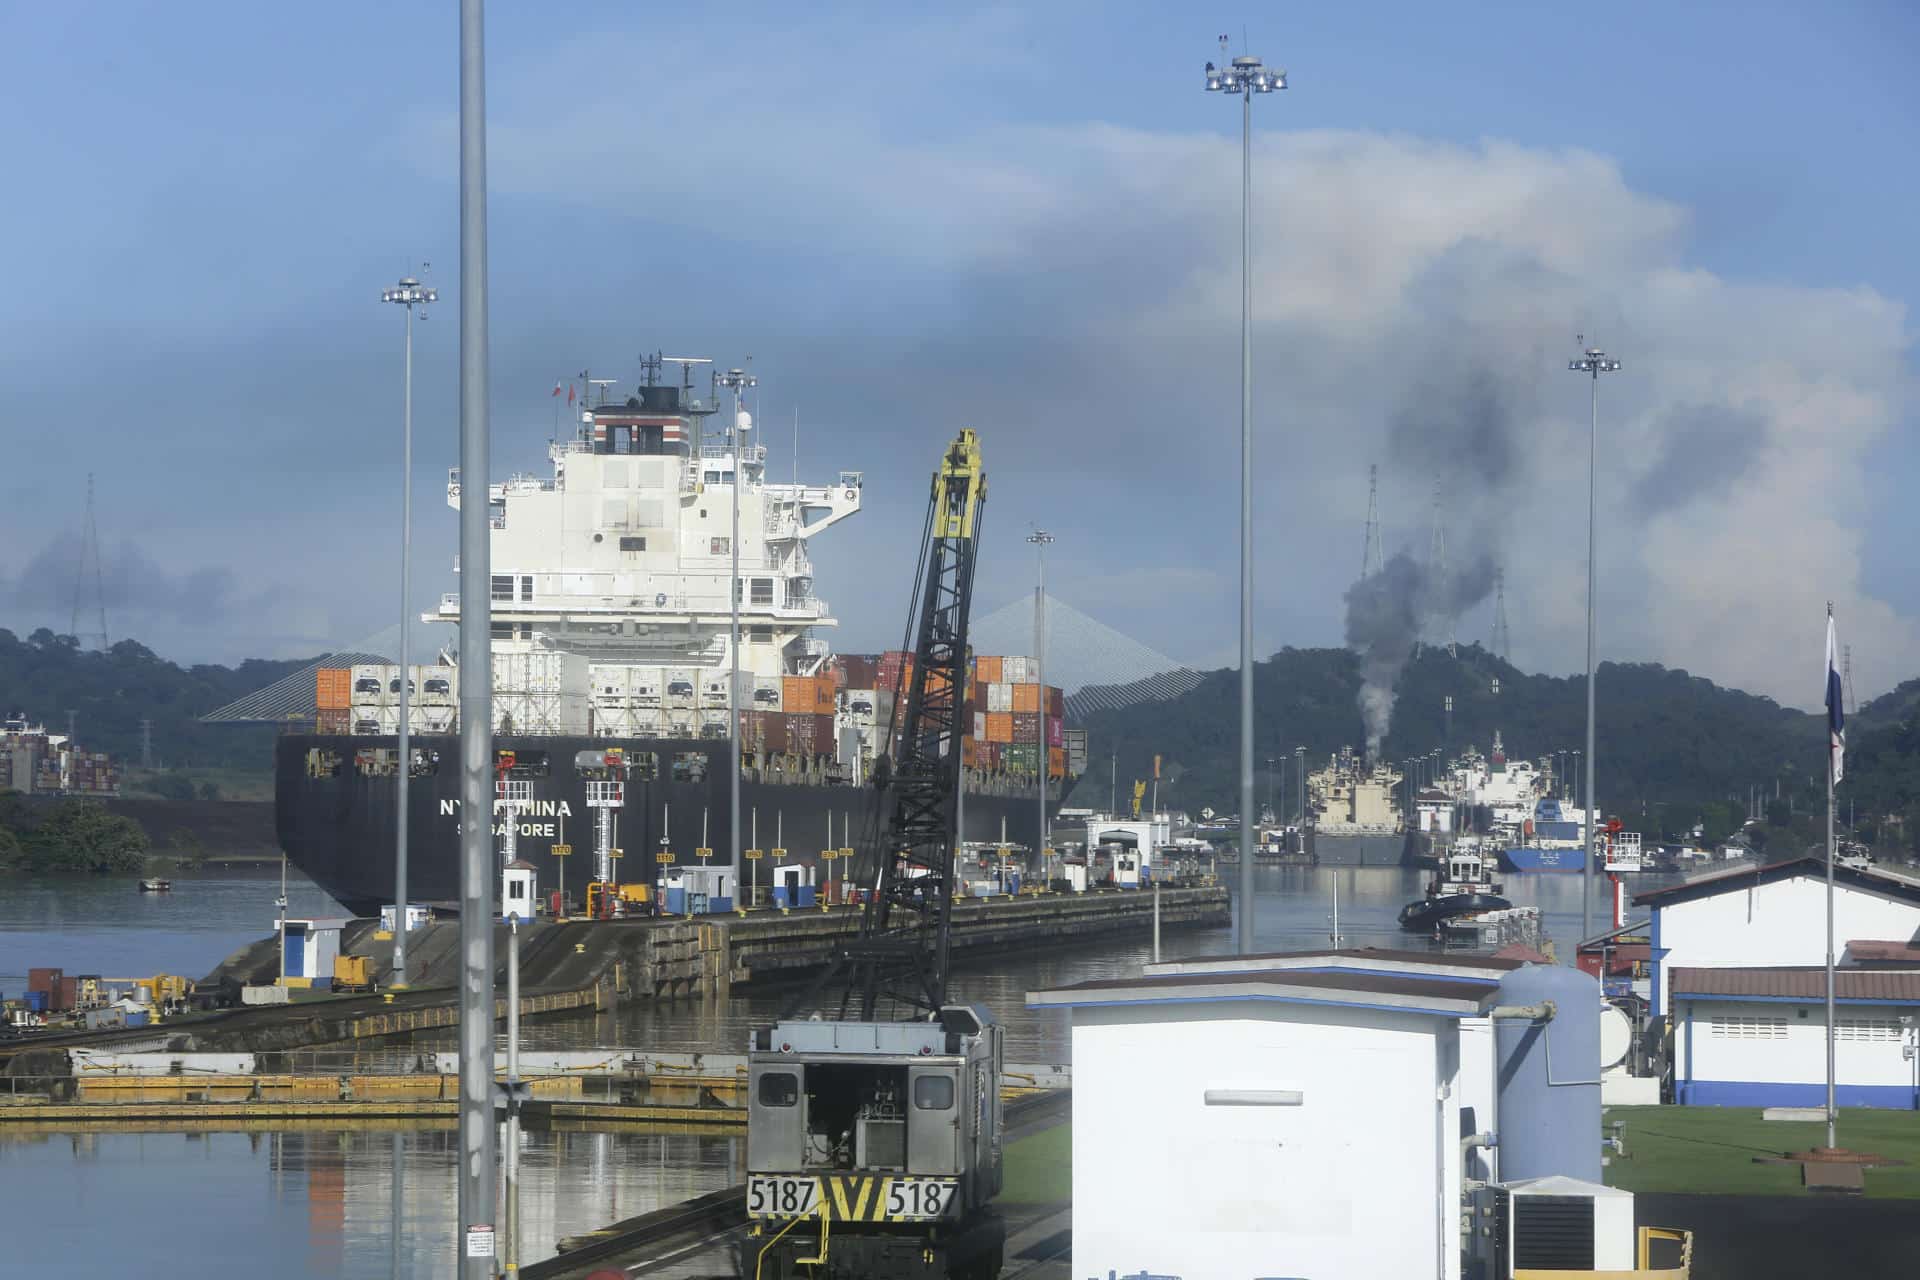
1048,716,1064,748
54,976,79,1012
840,654,880,688
762,711,791,754
1047,686,1065,718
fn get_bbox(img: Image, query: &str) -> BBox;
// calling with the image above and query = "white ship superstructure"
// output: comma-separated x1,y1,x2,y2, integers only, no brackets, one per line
1307,748,1408,866
434,372,864,738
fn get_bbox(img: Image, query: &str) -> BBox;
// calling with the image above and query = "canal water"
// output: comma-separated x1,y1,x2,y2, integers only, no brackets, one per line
0,865,1638,1277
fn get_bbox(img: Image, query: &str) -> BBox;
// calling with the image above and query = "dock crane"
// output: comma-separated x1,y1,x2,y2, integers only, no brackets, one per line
743,430,1004,1280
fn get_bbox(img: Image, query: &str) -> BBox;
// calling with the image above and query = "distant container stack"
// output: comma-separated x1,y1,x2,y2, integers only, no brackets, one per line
0,713,120,797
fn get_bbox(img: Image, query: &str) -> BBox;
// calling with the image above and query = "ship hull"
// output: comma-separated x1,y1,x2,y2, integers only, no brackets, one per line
277,734,1057,915
1398,892,1513,932
1499,844,1587,873
1309,831,1410,867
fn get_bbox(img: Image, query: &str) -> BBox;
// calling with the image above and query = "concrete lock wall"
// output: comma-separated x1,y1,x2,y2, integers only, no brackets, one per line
1652,878,1920,1014
1069,1000,1461,1280
1675,996,1920,1108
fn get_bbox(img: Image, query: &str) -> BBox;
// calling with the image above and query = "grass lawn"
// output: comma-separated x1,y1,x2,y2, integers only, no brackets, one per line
1000,1122,1071,1204
1604,1106,1920,1199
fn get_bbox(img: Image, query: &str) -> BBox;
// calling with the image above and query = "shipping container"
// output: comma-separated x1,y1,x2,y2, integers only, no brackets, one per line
1002,656,1036,683
416,664,456,702
986,712,1014,744
1011,711,1042,743
1047,685,1066,718
493,650,589,695
53,976,79,1012
1048,716,1065,748
589,663,632,700
1050,746,1067,779
843,689,878,721
315,668,352,711
975,654,1004,685
27,968,60,994
593,705,638,738
986,682,1013,714
1004,743,1041,774
840,654,880,689
1011,683,1041,714
752,678,783,712
632,667,664,705
973,711,987,742
663,668,698,705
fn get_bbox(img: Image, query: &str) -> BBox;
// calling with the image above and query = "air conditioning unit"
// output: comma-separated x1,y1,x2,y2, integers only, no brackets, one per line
1466,1176,1636,1279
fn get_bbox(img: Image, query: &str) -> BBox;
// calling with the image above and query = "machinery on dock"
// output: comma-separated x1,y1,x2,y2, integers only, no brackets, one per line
745,431,1005,1280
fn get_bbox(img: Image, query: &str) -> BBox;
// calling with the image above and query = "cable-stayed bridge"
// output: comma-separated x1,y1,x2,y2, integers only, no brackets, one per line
969,592,1205,719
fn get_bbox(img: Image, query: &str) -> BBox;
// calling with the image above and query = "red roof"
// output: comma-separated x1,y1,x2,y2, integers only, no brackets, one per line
1670,966,1920,1001
1844,940,1920,964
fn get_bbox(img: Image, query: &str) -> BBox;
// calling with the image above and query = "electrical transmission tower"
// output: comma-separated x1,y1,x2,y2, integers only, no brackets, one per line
71,473,109,650
1428,480,1455,657
1843,644,1856,715
1490,566,1512,662
140,719,154,770
1360,463,1384,579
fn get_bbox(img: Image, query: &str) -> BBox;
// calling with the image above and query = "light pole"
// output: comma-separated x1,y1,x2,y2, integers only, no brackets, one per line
382,272,435,989
1027,529,1054,883
1568,344,1619,943
1206,41,1284,956
719,367,756,905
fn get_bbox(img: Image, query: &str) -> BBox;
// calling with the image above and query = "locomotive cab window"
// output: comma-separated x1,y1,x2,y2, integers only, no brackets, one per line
758,1072,799,1107
913,1075,954,1111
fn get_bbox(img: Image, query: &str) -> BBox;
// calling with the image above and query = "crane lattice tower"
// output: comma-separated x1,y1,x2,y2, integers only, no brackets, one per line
1429,479,1455,657
70,473,109,650
1490,566,1511,663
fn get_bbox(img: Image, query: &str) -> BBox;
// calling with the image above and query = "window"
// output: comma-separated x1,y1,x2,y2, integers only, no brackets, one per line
711,536,731,555
751,578,775,606
491,575,514,602
758,1072,798,1107
1711,1015,1787,1040
750,626,774,644
704,470,722,485
1837,1019,1902,1042
520,575,533,600
619,536,646,552
913,1075,954,1111
491,622,514,639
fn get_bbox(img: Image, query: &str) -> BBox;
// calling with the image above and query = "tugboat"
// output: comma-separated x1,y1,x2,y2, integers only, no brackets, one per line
1398,844,1509,932
137,878,172,893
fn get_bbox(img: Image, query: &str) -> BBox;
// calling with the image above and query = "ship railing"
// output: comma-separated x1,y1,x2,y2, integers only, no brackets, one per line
502,473,557,493
698,443,767,464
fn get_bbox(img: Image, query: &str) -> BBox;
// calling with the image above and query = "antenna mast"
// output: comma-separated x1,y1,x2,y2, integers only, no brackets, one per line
1490,565,1511,662
1429,479,1454,657
71,473,109,650
1361,463,1384,579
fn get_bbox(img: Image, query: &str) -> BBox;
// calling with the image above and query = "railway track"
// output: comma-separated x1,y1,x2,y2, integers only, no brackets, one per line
523,1091,1072,1280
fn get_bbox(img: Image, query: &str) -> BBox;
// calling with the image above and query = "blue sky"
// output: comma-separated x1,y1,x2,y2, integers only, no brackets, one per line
0,2,1913,708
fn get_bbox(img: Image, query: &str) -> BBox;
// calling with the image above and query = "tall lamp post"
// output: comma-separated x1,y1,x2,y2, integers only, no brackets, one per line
719,367,756,902
1206,42,1284,956
1569,345,1620,943
1027,529,1055,885
382,273,435,989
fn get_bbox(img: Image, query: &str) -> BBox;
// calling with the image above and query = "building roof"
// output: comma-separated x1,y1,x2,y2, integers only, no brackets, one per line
1670,966,1920,1002
1027,965,1501,1019
1145,946,1524,984
1845,940,1920,965
1632,856,1920,911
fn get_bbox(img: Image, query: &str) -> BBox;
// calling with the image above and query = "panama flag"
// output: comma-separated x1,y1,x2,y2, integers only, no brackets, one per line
1826,610,1845,785
551,380,563,397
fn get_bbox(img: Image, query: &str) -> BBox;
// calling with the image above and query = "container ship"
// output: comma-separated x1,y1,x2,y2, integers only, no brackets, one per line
276,366,1082,915
1303,748,1409,867
1,713,120,797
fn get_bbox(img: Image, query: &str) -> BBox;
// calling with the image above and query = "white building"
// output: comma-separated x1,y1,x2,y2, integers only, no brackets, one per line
1028,957,1506,1279
1635,856,1920,1017
1671,966,1920,1109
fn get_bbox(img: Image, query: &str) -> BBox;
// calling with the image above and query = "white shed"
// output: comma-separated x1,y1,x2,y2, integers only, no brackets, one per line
1635,856,1920,1017
1671,966,1920,1108
1027,961,1500,1280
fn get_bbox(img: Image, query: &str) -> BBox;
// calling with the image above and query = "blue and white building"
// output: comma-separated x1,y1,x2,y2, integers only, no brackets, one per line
1670,967,1920,1108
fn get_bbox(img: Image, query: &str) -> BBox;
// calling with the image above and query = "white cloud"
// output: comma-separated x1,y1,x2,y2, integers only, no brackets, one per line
401,32,1916,710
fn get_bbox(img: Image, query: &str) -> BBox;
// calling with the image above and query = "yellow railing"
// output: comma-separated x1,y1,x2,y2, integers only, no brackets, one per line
1512,1225,1692,1279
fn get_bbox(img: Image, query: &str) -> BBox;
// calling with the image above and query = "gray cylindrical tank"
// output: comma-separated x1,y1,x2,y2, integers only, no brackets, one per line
1494,963,1602,1183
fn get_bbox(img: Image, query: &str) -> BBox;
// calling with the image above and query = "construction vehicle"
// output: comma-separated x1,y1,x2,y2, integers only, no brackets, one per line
331,955,375,993
745,431,1003,1280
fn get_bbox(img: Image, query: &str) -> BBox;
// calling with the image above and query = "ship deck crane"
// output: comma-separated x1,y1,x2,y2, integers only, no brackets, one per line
743,430,1004,1280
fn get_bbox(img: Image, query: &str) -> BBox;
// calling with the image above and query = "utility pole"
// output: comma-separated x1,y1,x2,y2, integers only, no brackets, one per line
1028,530,1055,878
455,0,497,1272
719,366,756,904
71,473,109,651
1204,37,1285,956
139,719,153,770
1568,341,1621,944
383,270,435,990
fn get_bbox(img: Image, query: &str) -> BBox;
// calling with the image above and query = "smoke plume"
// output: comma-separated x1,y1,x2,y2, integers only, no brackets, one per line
1345,550,1496,757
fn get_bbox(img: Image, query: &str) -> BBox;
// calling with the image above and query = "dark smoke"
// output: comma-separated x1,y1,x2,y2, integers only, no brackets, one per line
1345,550,1496,757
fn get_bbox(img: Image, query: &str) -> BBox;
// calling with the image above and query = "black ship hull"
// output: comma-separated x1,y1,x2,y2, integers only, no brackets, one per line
1397,892,1512,933
277,734,1057,916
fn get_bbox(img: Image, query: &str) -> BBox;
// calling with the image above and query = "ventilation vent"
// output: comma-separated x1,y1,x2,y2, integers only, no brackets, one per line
1513,1195,1595,1270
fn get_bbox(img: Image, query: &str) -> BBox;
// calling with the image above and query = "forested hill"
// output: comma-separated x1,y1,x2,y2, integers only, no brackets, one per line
1070,643,1842,838
0,628,308,770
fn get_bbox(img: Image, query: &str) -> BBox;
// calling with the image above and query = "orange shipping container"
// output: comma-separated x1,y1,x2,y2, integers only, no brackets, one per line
782,675,836,716
986,712,1014,744
1010,683,1041,714
975,655,1004,684
1049,746,1066,779
315,668,352,711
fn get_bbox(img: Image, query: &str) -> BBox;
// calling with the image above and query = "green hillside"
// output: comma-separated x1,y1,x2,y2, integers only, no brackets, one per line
1068,643,1915,848
0,628,303,772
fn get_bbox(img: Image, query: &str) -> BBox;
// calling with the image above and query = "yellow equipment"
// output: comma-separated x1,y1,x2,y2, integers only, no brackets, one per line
332,955,374,993
618,883,650,905
1132,780,1147,818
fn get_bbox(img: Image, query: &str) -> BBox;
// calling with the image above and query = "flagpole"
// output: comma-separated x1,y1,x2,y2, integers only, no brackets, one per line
1825,601,1838,1151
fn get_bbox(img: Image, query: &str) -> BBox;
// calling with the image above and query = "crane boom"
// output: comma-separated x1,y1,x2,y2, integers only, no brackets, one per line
845,429,986,1020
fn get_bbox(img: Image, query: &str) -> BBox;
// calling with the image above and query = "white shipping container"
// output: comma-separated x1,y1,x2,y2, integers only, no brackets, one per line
351,663,396,706
663,668,698,706
845,688,878,722
589,663,631,700
752,678,783,712
701,672,729,706
493,650,590,695
631,707,668,737
593,705,638,738
410,705,457,735
1002,657,1035,683
987,682,1013,713
414,664,457,704
974,712,987,740
631,667,663,706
